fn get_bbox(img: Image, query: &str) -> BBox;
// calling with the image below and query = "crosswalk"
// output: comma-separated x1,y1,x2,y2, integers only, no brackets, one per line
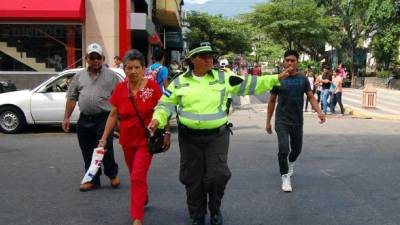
342,88,400,117
232,88,400,119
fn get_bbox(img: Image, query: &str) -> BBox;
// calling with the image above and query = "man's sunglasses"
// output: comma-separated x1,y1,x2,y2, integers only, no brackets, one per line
89,55,102,61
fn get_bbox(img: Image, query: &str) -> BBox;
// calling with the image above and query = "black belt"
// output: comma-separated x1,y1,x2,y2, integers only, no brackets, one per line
80,112,110,120
178,123,233,136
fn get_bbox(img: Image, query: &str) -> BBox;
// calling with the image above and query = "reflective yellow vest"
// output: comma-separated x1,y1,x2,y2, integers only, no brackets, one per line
153,69,280,129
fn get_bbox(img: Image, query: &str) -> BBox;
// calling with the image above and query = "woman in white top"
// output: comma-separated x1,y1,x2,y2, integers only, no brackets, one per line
315,73,323,109
304,68,315,111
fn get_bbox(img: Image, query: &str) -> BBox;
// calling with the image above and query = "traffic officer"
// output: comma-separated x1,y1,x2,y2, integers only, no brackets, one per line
148,42,290,225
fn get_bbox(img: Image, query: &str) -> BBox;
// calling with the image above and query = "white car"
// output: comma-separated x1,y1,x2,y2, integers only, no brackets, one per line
0,68,125,133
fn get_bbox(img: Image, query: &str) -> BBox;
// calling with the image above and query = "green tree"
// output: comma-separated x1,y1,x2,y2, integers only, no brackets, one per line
253,37,286,63
367,0,400,69
184,11,252,56
245,0,339,60
316,0,375,76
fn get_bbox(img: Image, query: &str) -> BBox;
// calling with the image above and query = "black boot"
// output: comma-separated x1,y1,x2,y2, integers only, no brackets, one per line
192,216,205,225
210,211,223,225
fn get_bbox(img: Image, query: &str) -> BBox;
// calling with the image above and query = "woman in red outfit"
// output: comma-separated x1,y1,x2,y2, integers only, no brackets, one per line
99,49,171,225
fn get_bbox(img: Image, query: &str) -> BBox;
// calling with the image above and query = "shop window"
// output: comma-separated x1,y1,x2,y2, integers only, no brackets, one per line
0,24,83,72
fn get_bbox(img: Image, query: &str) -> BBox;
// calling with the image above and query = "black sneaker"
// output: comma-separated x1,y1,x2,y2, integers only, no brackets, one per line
192,217,205,225
210,211,223,225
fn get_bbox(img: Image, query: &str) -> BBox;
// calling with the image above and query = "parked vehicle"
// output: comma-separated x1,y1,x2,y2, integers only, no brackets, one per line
0,68,125,133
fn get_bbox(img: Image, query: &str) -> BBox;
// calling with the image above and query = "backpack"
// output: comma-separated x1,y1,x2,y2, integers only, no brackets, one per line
145,65,163,81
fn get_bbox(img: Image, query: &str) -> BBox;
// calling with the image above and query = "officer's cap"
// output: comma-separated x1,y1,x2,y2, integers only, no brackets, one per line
187,42,216,58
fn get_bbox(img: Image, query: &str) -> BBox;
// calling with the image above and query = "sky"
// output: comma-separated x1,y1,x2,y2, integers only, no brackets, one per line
183,0,268,17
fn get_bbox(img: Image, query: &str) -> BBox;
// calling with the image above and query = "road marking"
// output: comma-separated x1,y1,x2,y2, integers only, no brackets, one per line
320,169,337,178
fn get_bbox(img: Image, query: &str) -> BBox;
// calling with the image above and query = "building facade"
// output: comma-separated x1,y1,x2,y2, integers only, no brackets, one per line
0,0,184,72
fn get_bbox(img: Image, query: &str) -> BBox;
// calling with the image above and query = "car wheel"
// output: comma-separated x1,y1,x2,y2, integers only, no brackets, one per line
0,106,27,133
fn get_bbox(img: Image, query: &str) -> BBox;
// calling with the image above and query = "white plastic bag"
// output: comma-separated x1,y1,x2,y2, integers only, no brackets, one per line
80,147,106,184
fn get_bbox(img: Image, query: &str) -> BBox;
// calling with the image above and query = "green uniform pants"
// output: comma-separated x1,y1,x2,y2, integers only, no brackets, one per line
178,125,231,219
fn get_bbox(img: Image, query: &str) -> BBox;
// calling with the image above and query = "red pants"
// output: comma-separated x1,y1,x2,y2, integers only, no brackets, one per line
122,145,153,220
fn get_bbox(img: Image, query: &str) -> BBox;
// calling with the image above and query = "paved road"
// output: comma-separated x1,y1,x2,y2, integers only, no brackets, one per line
1,110,400,225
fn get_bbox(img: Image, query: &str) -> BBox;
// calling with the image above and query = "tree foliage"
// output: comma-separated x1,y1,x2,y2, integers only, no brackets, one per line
367,0,400,68
317,0,400,72
253,38,286,63
244,0,340,60
184,11,252,56
317,0,377,74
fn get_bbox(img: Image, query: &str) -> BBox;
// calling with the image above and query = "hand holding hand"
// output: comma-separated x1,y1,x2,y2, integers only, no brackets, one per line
147,119,160,136
162,131,171,151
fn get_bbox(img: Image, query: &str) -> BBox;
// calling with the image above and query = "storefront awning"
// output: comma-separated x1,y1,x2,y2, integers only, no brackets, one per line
0,0,85,22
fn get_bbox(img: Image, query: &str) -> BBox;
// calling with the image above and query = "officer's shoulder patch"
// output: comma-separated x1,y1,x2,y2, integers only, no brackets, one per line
163,89,172,97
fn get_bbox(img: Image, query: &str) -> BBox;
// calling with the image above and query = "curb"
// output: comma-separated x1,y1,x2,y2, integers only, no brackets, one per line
345,107,400,121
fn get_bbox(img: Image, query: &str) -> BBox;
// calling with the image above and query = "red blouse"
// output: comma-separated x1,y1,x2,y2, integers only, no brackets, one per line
109,80,162,147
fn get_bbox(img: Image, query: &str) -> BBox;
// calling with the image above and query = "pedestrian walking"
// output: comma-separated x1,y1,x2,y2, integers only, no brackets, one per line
219,60,233,114
239,61,248,76
148,42,290,225
304,66,316,112
113,55,123,69
145,48,169,91
330,69,345,115
62,43,121,191
238,61,251,104
320,66,333,114
315,73,323,109
98,50,170,225
387,68,396,89
266,50,326,192
252,63,262,76
338,63,346,78
169,60,182,81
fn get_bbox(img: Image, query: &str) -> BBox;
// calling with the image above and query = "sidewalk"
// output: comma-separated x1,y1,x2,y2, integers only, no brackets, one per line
342,88,400,120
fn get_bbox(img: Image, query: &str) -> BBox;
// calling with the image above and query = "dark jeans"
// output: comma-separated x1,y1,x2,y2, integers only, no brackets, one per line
178,125,231,219
275,123,303,175
77,112,118,185
330,92,345,114
322,89,334,113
